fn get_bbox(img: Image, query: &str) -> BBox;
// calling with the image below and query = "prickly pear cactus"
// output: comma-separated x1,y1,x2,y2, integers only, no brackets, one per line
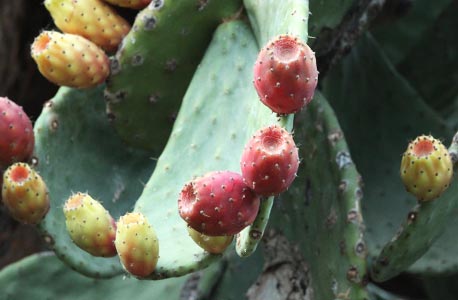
5,0,458,299
34,86,155,277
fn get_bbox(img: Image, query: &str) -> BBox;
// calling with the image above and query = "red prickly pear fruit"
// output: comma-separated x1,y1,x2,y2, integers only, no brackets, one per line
400,135,453,202
103,0,152,9
31,31,110,89
0,97,34,169
44,0,131,53
240,125,299,196
253,35,318,114
63,193,117,257
187,226,233,254
178,171,260,236
114,212,159,277
2,163,49,224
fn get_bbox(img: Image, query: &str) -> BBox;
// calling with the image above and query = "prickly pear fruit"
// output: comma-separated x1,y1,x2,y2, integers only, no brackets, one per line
253,35,318,114
2,163,49,224
102,0,151,9
0,97,34,169
241,125,299,196
187,226,233,254
400,135,453,202
44,0,130,52
31,31,110,88
63,193,117,257
114,212,159,277
178,171,261,236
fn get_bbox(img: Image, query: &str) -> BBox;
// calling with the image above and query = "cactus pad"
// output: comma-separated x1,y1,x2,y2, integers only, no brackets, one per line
105,0,243,151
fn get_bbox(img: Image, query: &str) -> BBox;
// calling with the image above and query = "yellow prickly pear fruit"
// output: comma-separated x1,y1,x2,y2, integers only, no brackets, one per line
187,226,233,254
63,193,117,257
44,0,131,52
114,212,159,277
31,31,110,88
2,163,50,224
400,135,453,202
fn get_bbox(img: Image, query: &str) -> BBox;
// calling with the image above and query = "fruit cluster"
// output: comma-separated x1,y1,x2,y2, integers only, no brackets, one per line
31,0,144,88
177,34,314,254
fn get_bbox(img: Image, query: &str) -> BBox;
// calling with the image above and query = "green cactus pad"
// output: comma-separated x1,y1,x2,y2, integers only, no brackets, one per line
396,1,458,115
272,92,369,300
133,20,279,279
243,0,309,47
323,33,458,281
0,253,188,300
372,0,452,65
34,86,155,278
105,0,243,151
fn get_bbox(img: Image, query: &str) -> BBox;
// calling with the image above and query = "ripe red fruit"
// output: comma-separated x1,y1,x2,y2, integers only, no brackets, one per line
240,125,299,196
0,97,34,169
178,171,260,236
253,35,318,114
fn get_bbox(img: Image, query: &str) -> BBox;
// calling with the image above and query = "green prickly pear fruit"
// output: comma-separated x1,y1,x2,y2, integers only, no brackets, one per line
31,31,110,89
400,135,453,202
0,97,34,169
187,226,233,254
44,0,131,52
2,163,49,224
102,0,151,9
114,212,159,277
63,192,117,257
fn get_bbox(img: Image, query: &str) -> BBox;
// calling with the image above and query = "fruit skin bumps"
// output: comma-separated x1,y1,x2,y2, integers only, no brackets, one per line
63,193,117,257
240,125,299,196
400,135,453,202
44,0,131,52
2,163,50,225
114,212,159,277
253,35,318,114
0,97,34,169
31,31,110,89
178,171,260,236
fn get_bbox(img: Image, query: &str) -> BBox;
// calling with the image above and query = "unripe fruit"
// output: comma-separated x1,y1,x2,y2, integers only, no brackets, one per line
103,0,151,9
0,97,34,169
31,31,110,88
2,163,49,224
253,35,318,114
44,0,131,52
115,212,159,277
63,193,117,257
187,226,233,254
178,171,260,236
241,125,299,196
400,135,453,202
